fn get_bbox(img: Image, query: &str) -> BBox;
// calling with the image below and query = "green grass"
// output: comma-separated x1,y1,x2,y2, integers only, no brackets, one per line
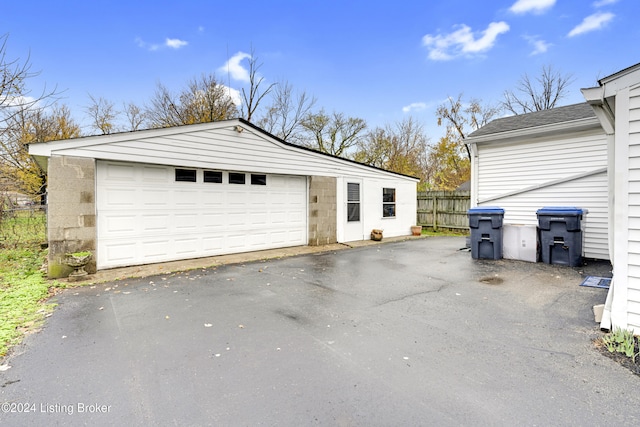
0,209,55,358
422,227,469,237
0,209,47,248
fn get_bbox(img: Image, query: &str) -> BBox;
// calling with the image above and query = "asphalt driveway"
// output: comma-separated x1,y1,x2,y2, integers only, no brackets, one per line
1,236,638,426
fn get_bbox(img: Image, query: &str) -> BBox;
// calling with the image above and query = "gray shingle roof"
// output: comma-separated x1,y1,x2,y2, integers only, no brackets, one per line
467,102,595,138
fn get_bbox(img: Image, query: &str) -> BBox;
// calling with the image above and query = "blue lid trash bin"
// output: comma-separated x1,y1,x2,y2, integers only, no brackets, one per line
536,207,585,267
468,207,504,260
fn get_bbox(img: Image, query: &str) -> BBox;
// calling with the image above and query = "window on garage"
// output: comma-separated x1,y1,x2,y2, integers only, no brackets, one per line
229,172,246,184
383,188,396,217
347,182,360,222
251,174,267,185
175,168,197,182
204,170,223,183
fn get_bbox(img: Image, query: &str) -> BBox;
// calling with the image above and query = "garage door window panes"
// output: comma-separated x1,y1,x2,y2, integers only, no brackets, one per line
383,188,396,217
229,173,246,184
204,170,223,183
175,168,196,182
251,174,267,185
347,182,360,222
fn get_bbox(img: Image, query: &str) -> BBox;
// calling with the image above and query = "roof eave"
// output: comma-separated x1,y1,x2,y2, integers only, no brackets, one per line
465,116,602,146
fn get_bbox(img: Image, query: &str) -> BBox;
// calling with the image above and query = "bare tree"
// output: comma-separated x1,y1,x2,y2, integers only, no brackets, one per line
300,110,367,157
0,33,63,197
123,102,147,131
436,94,502,159
1,105,80,196
240,49,276,122
85,94,118,134
258,81,316,144
146,74,238,128
354,117,428,180
0,33,58,140
502,65,574,114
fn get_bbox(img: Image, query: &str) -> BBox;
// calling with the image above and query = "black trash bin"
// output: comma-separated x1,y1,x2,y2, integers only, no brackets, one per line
536,207,585,267
468,207,504,260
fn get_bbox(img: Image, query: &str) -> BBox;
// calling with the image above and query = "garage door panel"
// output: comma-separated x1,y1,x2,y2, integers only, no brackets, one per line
202,190,225,206
142,189,170,206
249,233,268,247
104,188,137,207
228,191,247,205
142,215,170,232
141,240,172,259
104,163,136,180
227,234,247,249
103,242,137,263
97,161,308,269
175,190,199,206
104,215,137,233
142,165,170,182
175,238,199,255
175,213,198,230
202,236,224,252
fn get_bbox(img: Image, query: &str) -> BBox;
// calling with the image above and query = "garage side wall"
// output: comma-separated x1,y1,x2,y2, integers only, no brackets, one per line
475,130,609,259
47,155,97,278
308,176,337,245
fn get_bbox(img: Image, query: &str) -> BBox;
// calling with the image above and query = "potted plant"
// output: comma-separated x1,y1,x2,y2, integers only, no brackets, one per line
411,225,423,236
64,251,92,280
371,229,383,241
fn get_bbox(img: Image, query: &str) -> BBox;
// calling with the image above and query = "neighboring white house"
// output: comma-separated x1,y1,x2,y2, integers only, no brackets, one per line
29,118,418,277
466,103,609,261
582,62,640,333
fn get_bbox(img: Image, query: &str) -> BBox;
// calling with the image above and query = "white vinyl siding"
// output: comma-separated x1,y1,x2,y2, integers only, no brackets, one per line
35,122,410,182
626,85,640,330
476,130,609,260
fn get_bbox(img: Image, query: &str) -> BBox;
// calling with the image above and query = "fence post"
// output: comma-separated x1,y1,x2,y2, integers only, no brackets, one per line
432,192,437,231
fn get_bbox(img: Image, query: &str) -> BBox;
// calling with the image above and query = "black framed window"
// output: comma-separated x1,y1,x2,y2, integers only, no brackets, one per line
347,182,360,222
383,188,396,217
229,172,246,184
175,168,196,182
251,174,267,185
204,170,223,183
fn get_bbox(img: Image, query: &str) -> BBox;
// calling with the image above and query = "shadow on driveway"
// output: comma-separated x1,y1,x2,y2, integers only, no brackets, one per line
1,236,636,426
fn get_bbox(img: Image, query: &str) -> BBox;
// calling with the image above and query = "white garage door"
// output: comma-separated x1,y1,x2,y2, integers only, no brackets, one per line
96,161,307,269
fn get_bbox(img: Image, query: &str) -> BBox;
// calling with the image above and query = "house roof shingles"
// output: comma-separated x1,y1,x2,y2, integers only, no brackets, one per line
468,102,596,138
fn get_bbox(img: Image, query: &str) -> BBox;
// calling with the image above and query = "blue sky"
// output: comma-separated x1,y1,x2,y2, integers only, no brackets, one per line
3,0,638,137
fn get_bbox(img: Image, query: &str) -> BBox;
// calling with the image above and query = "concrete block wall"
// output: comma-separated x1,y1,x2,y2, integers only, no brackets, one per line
308,176,337,246
47,155,97,278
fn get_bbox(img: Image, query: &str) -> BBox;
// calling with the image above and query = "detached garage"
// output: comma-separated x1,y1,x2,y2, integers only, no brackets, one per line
465,103,609,261
29,118,418,278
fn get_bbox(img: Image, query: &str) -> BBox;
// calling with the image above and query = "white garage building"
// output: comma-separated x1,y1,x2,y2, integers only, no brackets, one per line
30,119,418,277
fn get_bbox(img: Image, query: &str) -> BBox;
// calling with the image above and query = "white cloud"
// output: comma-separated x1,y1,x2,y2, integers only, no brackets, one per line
422,21,510,61
135,37,159,51
218,52,252,82
524,35,551,55
593,0,618,7
402,102,427,113
509,0,556,14
136,37,188,51
165,38,188,49
222,85,242,106
568,11,614,37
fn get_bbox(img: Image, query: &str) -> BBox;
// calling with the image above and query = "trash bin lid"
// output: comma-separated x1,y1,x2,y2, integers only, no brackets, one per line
468,206,504,214
536,206,584,215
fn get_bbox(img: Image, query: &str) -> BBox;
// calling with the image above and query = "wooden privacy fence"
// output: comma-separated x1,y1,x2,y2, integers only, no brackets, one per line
417,191,470,230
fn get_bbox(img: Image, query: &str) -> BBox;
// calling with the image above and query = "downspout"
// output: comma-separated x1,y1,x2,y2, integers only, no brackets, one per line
469,142,479,208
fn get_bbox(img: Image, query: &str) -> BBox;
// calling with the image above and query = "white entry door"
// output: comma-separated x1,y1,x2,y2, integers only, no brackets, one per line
96,161,307,269
343,179,364,242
